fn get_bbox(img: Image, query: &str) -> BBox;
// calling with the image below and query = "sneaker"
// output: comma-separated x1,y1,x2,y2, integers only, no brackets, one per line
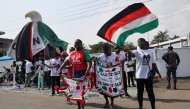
27,85,31,87
132,84,136,87
38,88,40,90
42,88,44,90
50,93,55,96
57,93,60,96
128,85,131,87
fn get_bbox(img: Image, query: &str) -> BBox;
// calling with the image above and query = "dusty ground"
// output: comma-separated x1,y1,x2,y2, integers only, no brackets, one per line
0,78,189,109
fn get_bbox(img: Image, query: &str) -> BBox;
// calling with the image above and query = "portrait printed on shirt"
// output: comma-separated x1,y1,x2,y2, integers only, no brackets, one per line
142,54,150,65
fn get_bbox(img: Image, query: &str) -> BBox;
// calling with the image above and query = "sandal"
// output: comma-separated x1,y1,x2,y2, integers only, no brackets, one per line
67,100,73,105
110,105,115,109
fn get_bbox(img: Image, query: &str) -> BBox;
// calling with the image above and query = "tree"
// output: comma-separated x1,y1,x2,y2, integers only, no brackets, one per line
88,41,114,53
124,41,137,50
151,30,169,44
170,35,179,40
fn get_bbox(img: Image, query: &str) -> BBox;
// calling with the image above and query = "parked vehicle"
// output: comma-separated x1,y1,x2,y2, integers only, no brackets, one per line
0,66,23,84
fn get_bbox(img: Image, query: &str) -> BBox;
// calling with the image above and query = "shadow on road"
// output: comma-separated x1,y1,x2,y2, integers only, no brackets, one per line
86,102,139,109
144,98,190,103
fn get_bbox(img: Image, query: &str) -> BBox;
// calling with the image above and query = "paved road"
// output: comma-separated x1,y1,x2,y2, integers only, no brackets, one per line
0,78,190,109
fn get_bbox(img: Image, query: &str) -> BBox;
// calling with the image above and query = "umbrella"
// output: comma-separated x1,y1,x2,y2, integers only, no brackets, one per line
0,56,14,61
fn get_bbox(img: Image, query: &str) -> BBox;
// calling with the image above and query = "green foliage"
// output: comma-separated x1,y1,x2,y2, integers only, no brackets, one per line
150,30,180,44
88,41,136,53
170,35,179,40
88,41,114,53
124,41,137,50
151,30,169,44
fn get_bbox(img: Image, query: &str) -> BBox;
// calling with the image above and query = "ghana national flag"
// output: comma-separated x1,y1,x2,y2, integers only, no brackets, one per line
97,3,158,47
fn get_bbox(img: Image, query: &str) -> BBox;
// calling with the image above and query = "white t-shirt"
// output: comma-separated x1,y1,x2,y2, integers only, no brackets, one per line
35,60,42,66
133,49,155,79
60,58,68,74
98,53,120,68
125,60,134,72
116,53,125,62
25,61,33,73
47,59,61,76
44,60,50,71
90,62,95,73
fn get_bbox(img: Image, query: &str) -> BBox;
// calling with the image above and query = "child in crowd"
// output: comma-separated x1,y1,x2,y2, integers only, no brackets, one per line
38,66,44,90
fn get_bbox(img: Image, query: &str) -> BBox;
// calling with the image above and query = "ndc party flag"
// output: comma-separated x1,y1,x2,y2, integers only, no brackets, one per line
97,3,158,47
31,68,39,80
60,74,92,106
8,21,68,61
95,64,125,97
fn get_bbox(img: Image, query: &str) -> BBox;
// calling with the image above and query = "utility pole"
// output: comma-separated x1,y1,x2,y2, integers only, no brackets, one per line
147,32,149,43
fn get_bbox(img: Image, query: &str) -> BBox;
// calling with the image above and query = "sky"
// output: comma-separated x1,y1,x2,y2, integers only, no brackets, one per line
0,0,190,51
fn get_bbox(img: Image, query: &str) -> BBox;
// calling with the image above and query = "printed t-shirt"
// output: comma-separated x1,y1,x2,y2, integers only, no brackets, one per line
133,49,155,79
98,53,120,68
47,59,61,76
67,50,91,72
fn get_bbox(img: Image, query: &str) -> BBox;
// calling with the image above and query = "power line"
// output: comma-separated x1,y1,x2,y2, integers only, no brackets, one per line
4,0,155,33
0,0,127,28
4,4,128,32
159,9,190,20
43,0,124,19
0,0,100,25
43,0,100,15
158,5,190,16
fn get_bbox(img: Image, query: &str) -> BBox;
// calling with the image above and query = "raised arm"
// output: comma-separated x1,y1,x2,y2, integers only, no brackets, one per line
123,48,135,58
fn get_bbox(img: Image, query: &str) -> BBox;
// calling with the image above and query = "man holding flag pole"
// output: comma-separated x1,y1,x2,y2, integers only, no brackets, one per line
97,2,162,109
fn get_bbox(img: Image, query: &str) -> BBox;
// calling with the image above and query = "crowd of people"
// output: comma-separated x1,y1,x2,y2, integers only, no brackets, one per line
9,38,181,109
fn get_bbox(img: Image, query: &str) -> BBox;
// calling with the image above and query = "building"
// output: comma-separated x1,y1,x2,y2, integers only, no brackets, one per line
149,36,190,49
0,38,13,56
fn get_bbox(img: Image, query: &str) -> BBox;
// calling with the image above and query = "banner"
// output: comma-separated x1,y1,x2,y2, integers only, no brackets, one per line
60,75,91,106
96,65,125,97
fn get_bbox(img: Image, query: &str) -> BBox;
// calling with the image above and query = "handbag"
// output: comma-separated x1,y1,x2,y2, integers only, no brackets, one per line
140,50,156,79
